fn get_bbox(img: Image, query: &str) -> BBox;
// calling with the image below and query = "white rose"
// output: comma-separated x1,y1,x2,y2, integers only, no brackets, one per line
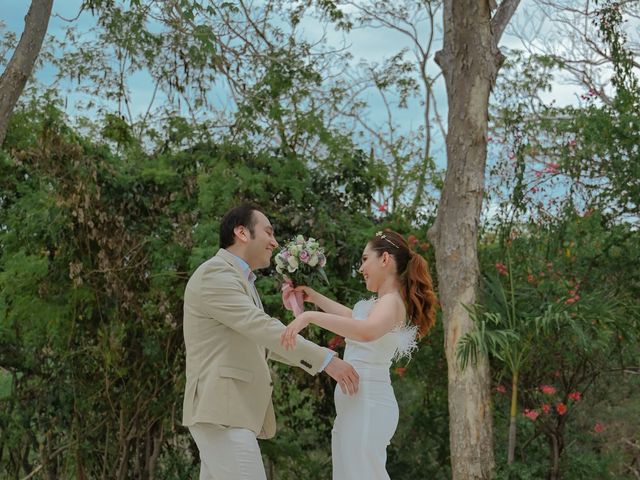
308,254,319,267
287,256,299,270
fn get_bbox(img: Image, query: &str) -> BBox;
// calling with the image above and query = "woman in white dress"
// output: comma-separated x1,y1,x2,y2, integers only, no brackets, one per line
280,229,438,480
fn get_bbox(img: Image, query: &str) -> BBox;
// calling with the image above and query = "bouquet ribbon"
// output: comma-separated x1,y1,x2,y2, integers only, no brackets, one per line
281,279,304,317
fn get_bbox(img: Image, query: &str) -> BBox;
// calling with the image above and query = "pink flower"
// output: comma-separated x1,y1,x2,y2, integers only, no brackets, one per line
407,234,418,246
543,162,560,174
527,274,536,284
540,385,556,395
594,422,605,433
299,250,310,263
495,262,508,276
542,404,551,414
496,384,507,394
568,391,582,401
524,409,540,420
556,402,567,415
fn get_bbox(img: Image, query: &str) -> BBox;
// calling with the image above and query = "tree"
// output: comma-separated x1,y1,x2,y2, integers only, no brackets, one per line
339,0,445,217
0,0,53,146
427,0,521,478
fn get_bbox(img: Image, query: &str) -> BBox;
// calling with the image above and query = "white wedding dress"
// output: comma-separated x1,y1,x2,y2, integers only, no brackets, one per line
332,298,417,480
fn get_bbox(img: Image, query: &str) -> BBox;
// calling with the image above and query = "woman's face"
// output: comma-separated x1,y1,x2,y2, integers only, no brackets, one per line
358,243,388,292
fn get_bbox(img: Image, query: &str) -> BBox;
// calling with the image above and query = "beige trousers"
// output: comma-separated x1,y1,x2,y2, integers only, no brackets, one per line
189,424,267,480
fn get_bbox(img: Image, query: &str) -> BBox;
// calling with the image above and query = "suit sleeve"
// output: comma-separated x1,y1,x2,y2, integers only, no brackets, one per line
200,262,334,375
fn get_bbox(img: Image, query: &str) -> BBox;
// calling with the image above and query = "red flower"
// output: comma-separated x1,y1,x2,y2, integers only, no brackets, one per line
568,391,582,401
556,402,567,415
395,367,407,377
527,274,536,284
542,404,551,414
496,384,507,394
523,409,540,420
407,235,418,246
543,162,560,174
540,385,556,395
378,203,387,212
495,262,508,276
593,422,605,433
327,335,344,350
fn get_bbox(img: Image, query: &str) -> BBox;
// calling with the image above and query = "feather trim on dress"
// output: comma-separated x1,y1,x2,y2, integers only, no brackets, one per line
392,324,419,361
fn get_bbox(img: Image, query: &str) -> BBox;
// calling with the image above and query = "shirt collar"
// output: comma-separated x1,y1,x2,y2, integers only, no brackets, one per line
228,252,256,283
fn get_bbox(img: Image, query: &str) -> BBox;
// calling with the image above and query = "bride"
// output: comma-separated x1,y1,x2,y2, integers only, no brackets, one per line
281,229,437,480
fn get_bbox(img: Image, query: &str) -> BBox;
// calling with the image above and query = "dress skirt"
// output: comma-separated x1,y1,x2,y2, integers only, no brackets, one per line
331,365,399,480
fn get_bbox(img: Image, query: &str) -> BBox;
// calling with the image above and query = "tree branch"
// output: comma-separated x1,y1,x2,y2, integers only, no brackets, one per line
491,0,521,45
0,0,54,145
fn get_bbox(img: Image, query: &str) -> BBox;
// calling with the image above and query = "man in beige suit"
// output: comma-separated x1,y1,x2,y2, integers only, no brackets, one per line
182,204,359,479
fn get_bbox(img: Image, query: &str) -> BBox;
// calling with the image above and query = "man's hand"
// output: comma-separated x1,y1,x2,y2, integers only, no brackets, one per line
324,357,359,395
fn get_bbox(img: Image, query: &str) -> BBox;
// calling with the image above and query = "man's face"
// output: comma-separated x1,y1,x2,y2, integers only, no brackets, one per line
242,211,279,270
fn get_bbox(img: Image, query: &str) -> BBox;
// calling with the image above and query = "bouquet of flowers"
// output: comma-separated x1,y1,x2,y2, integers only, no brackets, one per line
275,235,328,315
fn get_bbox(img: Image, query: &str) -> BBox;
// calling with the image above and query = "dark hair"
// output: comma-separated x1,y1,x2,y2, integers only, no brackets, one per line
368,229,438,338
219,203,263,249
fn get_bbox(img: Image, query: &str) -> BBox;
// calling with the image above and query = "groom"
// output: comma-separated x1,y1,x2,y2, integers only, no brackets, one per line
182,203,359,480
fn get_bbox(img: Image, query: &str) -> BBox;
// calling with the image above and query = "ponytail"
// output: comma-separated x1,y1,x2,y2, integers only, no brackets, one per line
402,252,437,338
368,229,438,338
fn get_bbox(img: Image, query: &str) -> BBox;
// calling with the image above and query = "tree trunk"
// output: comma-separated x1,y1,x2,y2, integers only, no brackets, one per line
0,0,53,146
428,0,519,478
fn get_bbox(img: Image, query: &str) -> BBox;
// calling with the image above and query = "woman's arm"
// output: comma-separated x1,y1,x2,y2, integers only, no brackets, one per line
297,286,352,317
281,294,403,348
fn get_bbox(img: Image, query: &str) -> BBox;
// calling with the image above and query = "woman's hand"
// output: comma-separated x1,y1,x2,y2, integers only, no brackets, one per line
280,312,312,350
294,285,317,304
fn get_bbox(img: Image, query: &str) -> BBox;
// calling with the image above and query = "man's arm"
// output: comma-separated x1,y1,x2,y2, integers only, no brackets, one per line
199,262,333,374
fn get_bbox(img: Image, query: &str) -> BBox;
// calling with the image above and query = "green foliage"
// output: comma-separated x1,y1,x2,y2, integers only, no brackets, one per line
0,94,438,478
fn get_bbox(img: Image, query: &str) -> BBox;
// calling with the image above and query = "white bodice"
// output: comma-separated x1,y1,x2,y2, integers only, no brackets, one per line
343,298,417,369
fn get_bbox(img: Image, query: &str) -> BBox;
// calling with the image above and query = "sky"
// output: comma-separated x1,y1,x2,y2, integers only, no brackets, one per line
2,0,586,122
0,0,616,178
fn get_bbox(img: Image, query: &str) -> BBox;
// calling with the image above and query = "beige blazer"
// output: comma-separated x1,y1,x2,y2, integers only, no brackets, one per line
182,248,333,438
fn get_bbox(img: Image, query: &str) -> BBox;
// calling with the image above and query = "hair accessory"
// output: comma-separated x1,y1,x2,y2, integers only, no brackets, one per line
375,231,400,249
